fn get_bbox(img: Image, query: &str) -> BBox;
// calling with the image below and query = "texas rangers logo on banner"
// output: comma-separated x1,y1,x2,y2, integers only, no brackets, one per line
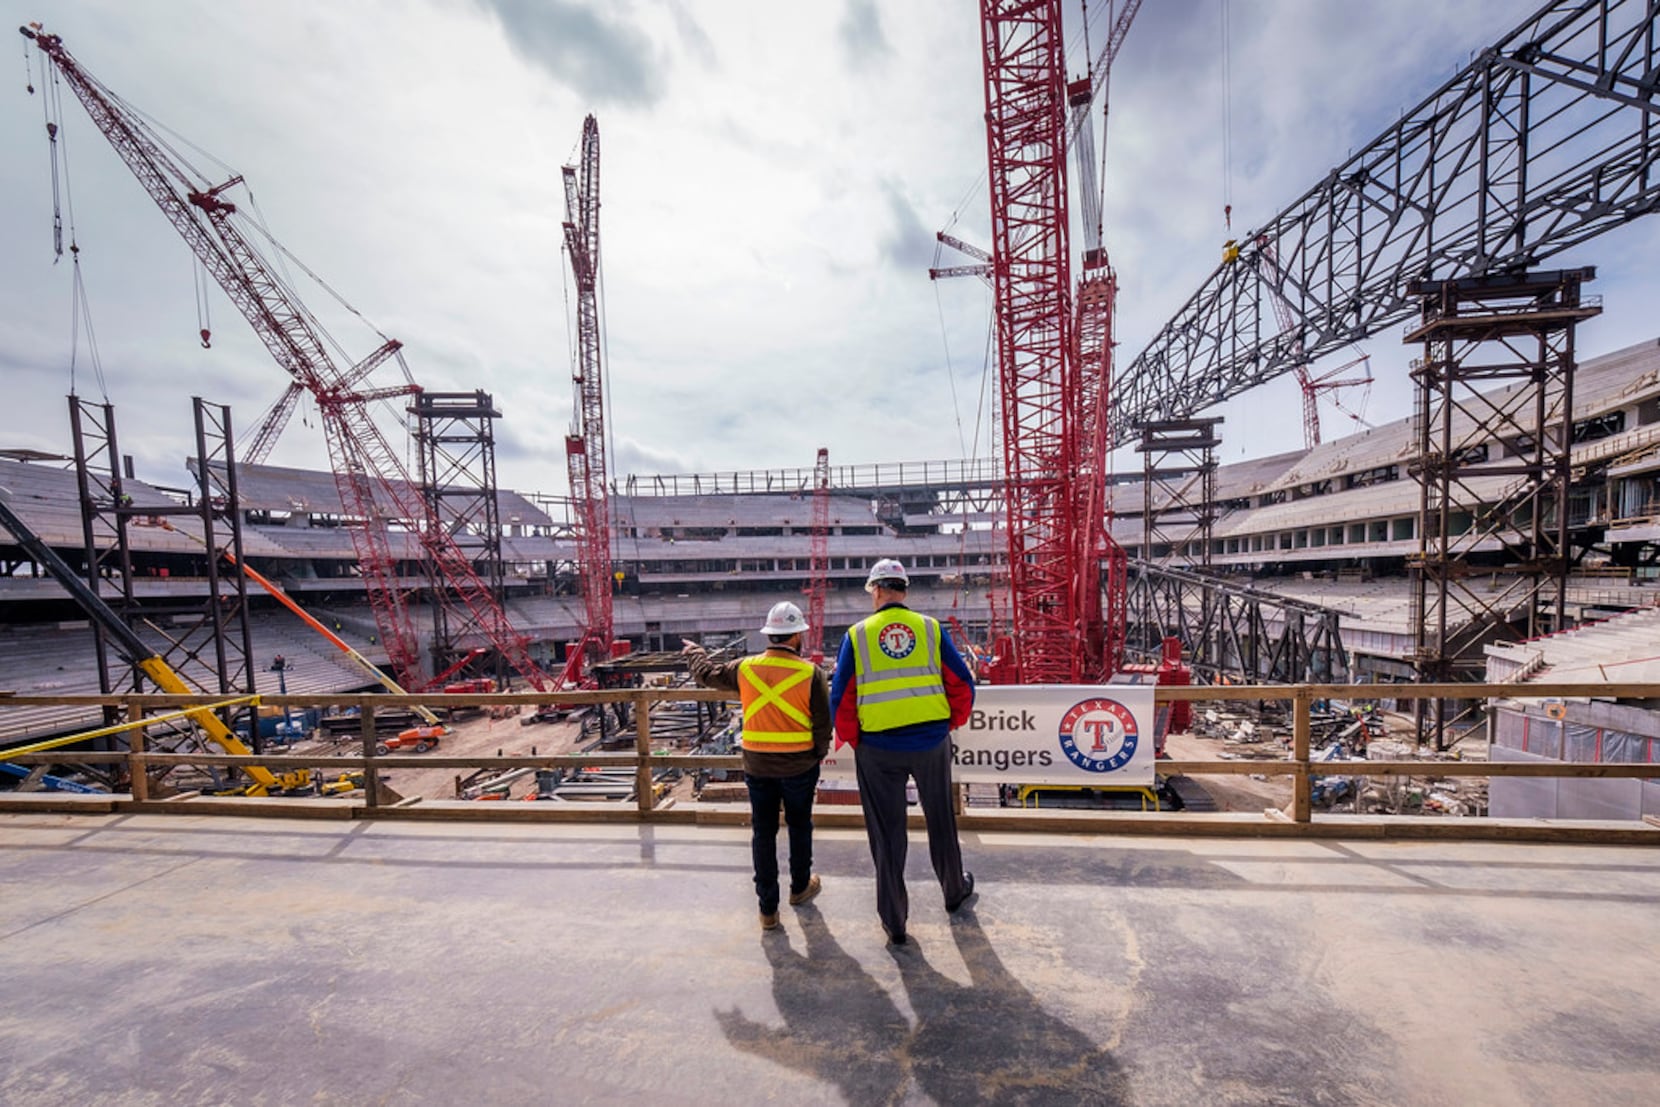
877,621,917,659
1057,697,1139,773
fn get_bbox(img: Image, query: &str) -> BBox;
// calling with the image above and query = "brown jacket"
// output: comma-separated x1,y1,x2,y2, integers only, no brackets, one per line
686,644,831,777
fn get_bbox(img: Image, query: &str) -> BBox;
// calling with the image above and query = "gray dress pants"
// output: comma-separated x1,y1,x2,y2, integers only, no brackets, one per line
854,737,970,936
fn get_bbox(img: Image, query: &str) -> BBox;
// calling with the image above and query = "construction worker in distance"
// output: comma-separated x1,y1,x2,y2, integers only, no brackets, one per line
682,600,830,932
830,558,976,946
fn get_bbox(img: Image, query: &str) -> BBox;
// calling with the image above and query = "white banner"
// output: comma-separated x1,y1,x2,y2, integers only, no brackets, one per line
820,684,1156,787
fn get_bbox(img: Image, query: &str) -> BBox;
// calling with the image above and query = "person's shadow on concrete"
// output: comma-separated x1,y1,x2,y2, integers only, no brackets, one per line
715,906,910,1103
716,906,1129,1105
894,908,1131,1105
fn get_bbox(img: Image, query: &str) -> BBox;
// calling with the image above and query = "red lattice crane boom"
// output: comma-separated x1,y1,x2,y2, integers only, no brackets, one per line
1067,0,1139,680
802,448,831,661
560,115,614,685
23,26,551,690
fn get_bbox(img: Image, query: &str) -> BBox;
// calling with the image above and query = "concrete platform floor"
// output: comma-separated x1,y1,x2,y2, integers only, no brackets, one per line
2,815,1658,1106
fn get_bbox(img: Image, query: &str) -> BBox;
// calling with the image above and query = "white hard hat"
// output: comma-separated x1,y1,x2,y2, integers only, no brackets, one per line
760,601,809,637
864,558,909,592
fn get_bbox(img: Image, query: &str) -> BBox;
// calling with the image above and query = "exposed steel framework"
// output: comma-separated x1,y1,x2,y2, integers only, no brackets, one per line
1118,0,1660,443
561,114,614,684
803,447,831,660
1253,237,1373,450
1126,559,1350,685
24,27,548,690
70,397,261,779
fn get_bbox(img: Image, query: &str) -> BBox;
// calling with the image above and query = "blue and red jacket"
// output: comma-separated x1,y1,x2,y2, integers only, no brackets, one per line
829,602,976,752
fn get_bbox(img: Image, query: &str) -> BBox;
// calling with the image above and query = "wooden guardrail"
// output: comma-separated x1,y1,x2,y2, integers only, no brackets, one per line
3,683,1659,837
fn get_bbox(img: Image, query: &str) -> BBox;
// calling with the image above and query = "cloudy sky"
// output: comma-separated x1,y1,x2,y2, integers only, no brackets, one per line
3,0,1657,499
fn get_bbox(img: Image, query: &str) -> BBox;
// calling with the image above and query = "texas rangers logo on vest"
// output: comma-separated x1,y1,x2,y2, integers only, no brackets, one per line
877,621,917,659
1056,697,1139,773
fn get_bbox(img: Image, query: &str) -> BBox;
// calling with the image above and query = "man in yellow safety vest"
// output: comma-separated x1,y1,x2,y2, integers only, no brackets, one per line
830,558,976,945
683,601,831,931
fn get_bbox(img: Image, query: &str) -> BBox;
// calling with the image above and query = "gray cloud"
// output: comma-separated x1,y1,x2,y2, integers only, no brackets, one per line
838,0,891,73
664,0,717,70
877,179,935,273
478,0,665,107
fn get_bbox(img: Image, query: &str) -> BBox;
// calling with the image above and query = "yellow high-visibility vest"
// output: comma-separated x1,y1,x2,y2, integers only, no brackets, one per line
738,653,816,753
851,607,949,732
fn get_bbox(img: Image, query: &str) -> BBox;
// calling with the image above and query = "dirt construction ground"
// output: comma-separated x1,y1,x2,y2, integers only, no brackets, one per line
1162,729,1294,812
275,709,586,803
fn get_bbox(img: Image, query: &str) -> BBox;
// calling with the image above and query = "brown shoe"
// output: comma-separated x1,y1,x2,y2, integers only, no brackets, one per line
788,874,822,906
760,911,780,930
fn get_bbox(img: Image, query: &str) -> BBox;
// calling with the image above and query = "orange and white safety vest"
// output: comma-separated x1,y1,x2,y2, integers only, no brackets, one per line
738,651,817,754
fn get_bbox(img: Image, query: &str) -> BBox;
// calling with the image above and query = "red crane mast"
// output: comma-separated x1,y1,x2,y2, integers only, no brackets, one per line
24,26,550,690
560,115,614,684
979,0,1082,683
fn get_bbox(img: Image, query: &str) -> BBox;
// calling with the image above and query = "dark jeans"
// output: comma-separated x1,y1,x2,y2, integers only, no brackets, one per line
854,738,969,937
746,764,821,914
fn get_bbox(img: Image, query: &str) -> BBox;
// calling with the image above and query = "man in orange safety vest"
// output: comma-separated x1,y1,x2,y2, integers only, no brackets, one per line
683,600,831,931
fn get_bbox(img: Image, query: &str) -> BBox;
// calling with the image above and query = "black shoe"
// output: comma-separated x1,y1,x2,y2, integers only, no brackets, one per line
947,871,976,914
883,925,908,946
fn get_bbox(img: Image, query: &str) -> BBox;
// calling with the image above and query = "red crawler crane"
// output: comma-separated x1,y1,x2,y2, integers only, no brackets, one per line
23,26,550,690
559,115,615,684
802,448,831,662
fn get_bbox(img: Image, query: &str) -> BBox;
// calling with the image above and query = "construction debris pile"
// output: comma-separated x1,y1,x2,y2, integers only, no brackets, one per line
1185,703,1489,817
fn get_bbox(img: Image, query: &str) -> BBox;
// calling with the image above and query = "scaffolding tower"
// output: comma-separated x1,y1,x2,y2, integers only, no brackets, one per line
1404,267,1601,749
1136,417,1221,570
412,391,507,683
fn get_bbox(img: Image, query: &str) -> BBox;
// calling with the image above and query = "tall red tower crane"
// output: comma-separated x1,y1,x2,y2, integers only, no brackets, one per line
560,115,615,684
802,447,831,662
22,26,551,690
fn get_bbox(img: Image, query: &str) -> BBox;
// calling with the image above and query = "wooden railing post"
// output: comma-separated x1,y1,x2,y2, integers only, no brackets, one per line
128,697,148,802
635,692,654,814
361,703,380,809
1292,688,1312,823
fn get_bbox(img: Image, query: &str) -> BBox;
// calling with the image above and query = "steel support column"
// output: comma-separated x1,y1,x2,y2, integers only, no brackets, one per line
1406,267,1600,749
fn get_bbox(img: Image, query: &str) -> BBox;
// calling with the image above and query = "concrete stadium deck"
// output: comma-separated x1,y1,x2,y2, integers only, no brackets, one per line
2,814,1658,1105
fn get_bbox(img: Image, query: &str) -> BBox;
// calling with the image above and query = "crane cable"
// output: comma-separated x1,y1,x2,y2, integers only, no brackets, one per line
29,40,110,401
34,51,63,260
1221,0,1234,234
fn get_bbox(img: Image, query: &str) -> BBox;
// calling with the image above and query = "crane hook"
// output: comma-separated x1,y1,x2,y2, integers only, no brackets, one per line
200,328,212,349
